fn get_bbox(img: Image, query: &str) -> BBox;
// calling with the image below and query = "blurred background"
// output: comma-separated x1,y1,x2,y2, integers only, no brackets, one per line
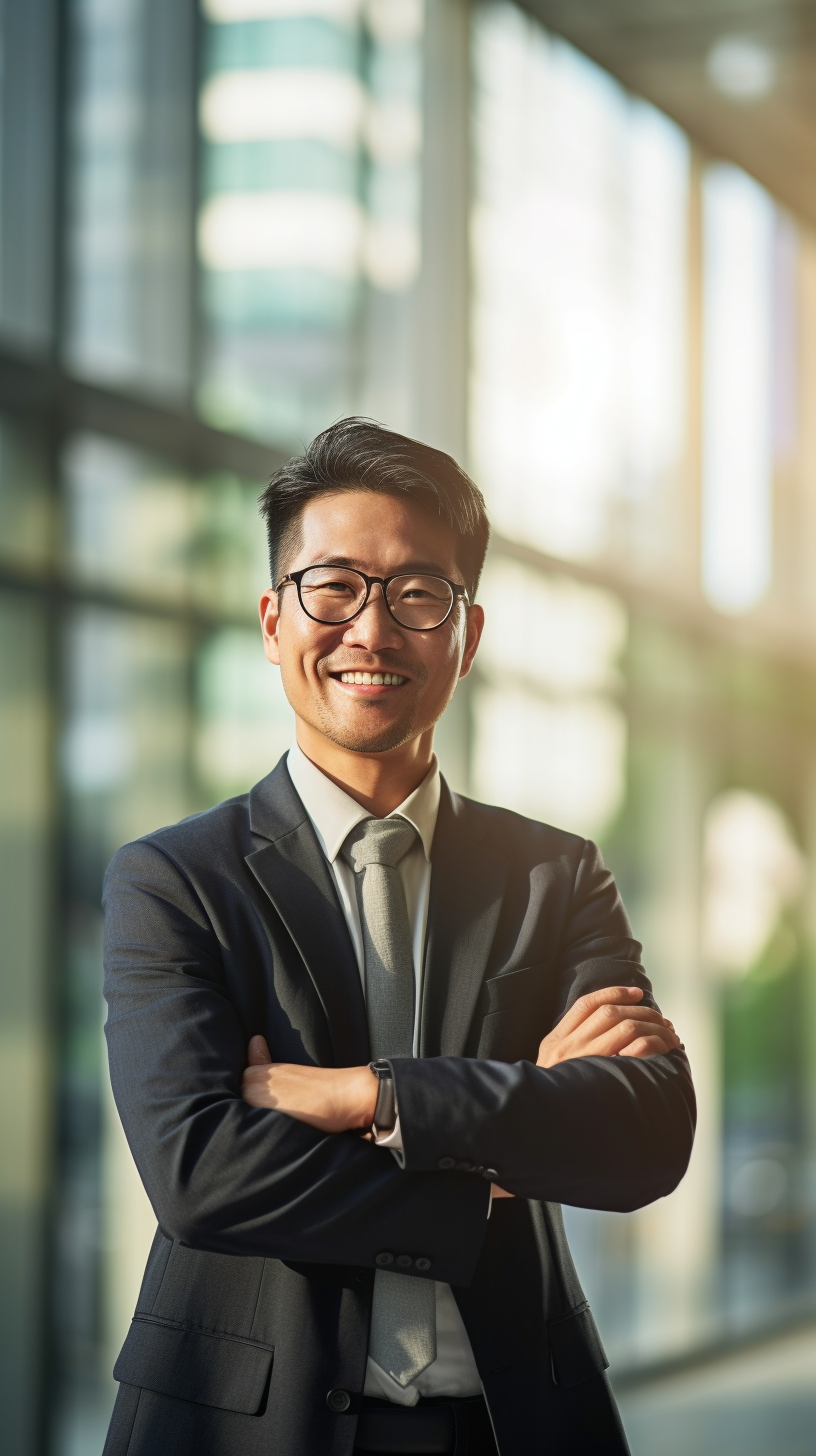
2,0,816,1452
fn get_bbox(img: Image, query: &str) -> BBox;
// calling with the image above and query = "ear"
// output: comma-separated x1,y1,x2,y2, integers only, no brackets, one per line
259,588,282,665
458,603,484,680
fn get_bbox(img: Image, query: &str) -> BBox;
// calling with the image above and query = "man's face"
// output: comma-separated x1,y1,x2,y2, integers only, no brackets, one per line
260,490,484,755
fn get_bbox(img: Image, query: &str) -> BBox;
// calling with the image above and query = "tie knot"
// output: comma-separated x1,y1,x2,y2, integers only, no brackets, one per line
344,816,418,872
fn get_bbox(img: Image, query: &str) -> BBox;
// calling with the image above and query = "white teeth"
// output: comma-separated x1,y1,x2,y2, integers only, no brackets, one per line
337,670,405,685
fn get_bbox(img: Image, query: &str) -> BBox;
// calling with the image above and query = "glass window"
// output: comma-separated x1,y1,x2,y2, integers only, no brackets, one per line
0,416,53,572
197,0,425,445
64,0,194,395
64,434,193,604
54,607,194,1453
470,3,690,576
0,592,51,1456
472,559,627,840
63,435,267,619
194,626,293,800
701,166,778,614
0,0,56,349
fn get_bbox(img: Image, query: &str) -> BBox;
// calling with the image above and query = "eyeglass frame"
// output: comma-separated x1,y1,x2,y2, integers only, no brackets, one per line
274,565,471,631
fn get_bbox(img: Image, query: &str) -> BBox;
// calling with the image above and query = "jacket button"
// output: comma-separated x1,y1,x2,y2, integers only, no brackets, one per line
484,1168,499,1180
455,1160,472,1172
327,1389,351,1413
396,1254,412,1269
375,1251,394,1267
438,1156,456,1170
415,1257,431,1271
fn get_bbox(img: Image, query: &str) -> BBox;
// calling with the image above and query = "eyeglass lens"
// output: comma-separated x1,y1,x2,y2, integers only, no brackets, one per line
298,567,454,629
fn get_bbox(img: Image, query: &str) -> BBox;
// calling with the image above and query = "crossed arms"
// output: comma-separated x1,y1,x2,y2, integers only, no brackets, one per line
241,988,683,1197
103,836,695,1284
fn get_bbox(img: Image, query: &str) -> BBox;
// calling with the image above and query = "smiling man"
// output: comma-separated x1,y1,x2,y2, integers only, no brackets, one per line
102,419,695,1456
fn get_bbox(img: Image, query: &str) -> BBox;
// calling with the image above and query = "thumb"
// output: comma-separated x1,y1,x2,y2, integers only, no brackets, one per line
247,1034,272,1065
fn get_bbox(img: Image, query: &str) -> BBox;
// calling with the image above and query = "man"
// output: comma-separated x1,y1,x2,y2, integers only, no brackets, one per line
102,419,694,1456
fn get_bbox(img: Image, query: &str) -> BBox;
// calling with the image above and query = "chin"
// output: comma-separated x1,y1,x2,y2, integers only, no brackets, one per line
327,724,419,755
317,706,424,755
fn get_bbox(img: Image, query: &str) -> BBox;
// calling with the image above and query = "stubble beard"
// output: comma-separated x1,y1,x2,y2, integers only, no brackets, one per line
312,693,428,755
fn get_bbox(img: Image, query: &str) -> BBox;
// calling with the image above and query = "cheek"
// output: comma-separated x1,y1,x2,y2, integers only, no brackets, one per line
426,631,464,689
277,622,337,695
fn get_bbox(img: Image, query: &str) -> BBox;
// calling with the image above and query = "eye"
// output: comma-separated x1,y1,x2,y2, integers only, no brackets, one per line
394,577,450,602
303,574,357,595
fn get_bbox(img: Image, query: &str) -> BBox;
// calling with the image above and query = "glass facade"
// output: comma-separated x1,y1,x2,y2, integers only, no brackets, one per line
197,0,425,443
2,0,816,1450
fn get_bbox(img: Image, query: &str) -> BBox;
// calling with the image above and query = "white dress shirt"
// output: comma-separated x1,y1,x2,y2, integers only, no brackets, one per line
286,742,483,1406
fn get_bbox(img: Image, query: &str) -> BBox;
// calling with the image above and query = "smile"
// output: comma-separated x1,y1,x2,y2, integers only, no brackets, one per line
335,671,407,686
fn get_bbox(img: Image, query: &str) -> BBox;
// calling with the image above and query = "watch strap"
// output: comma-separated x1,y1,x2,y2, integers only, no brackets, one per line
369,1060,396,1133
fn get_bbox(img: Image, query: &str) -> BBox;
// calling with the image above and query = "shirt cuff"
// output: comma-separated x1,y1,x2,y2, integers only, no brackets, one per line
374,1113,403,1151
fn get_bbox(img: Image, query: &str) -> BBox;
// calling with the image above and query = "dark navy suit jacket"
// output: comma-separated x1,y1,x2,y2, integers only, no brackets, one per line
101,757,695,1456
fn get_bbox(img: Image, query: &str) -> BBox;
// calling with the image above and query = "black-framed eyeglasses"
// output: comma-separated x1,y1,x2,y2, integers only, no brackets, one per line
275,565,470,631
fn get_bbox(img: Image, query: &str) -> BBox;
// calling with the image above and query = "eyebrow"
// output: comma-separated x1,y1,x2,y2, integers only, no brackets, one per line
307,554,459,579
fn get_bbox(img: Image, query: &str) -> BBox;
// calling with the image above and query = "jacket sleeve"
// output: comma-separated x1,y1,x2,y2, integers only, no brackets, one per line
390,839,696,1211
102,840,490,1282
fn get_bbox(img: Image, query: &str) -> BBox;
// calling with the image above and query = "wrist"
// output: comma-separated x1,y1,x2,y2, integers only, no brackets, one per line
353,1065,379,1128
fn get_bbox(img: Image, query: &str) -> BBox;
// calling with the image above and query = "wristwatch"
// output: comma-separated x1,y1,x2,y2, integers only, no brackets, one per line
369,1059,397,1135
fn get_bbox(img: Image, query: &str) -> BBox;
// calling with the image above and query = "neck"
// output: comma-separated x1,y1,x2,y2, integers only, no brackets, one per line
295,721,435,816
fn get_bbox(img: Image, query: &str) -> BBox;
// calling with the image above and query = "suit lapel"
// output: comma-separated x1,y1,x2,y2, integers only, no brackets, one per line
246,759,370,1068
420,783,508,1058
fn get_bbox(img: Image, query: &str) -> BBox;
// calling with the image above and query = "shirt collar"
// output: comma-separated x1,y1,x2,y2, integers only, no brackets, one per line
286,739,440,864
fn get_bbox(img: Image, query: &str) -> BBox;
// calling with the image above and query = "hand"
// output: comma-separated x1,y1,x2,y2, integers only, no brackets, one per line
241,1036,378,1133
536,986,681,1069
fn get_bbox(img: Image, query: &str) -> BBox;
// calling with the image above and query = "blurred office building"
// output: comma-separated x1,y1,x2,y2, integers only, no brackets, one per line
2,1,816,1452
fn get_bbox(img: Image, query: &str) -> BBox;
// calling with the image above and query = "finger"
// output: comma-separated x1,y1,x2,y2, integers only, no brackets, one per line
584,1004,673,1039
247,1034,272,1065
490,1184,514,1199
555,985,644,1037
589,1017,679,1058
618,1034,678,1059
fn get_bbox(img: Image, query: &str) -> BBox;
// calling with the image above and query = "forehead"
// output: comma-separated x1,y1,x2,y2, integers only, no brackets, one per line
294,489,460,575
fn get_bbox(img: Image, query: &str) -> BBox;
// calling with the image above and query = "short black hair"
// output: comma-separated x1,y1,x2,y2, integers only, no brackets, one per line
258,417,490,598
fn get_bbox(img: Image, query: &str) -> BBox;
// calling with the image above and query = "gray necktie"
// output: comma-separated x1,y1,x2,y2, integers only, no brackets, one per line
344,817,437,1388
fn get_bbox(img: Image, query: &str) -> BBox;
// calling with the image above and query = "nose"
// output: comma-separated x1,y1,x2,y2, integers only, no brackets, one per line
341,582,405,651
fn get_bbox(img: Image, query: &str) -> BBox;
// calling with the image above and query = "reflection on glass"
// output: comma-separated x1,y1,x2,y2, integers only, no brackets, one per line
197,0,424,444
473,560,627,841
64,435,192,603
195,627,293,799
470,3,689,571
477,559,626,695
54,608,192,1455
702,166,777,614
63,435,266,618
0,593,50,1456
703,791,804,977
702,792,815,1326
65,0,193,394
0,417,52,570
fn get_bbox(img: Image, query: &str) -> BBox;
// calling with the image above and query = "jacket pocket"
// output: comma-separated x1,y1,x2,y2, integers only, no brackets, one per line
113,1315,273,1415
482,962,546,1015
477,963,549,1060
547,1303,609,1388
